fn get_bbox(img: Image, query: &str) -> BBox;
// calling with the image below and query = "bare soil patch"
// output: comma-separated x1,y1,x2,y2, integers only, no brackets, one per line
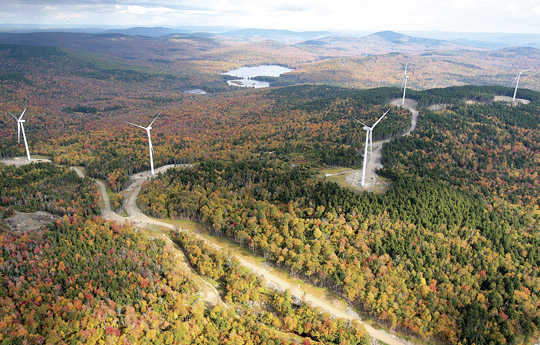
5,211,60,233
494,95,530,105
0,157,51,166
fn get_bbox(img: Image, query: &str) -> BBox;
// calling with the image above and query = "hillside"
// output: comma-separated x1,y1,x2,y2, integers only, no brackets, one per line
0,30,539,92
294,30,477,56
1,73,540,345
0,32,221,62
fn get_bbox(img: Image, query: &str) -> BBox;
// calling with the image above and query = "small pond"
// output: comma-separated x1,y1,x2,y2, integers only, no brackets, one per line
223,65,293,88
184,89,207,94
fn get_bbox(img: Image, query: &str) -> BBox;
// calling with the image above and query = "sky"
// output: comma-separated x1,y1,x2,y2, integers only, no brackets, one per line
1,0,540,33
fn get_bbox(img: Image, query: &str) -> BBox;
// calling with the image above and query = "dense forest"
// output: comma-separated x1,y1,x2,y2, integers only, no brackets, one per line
2,217,291,344
0,163,101,220
138,85,540,344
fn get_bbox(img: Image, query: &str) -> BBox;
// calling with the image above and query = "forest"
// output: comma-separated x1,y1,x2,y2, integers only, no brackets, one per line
137,85,540,344
0,163,101,220
1,34,540,344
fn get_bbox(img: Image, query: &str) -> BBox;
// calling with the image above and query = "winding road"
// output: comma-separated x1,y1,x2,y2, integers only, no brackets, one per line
83,166,415,342
97,167,409,345
71,165,224,307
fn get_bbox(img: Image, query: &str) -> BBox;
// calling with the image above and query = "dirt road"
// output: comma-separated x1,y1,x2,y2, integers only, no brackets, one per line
69,164,223,306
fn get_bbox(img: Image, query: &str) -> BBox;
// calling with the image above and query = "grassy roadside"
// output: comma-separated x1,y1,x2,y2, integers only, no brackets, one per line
152,217,439,345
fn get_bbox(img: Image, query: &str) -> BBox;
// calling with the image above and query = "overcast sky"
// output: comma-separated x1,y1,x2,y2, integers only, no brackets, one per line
2,0,540,33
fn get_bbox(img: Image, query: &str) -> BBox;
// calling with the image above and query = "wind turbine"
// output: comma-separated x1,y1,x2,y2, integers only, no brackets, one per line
511,67,531,103
124,112,161,175
401,63,409,106
7,108,31,161
354,109,390,187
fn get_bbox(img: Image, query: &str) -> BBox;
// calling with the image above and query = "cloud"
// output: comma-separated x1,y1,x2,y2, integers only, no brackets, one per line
3,0,540,33
113,4,176,15
0,12,16,18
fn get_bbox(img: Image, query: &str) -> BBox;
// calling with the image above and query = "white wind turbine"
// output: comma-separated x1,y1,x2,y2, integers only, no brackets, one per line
401,63,409,106
511,67,531,103
354,109,390,187
124,112,161,175
7,108,31,161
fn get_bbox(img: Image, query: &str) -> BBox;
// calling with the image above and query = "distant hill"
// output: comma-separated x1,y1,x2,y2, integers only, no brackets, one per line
404,31,540,50
0,29,538,92
102,27,191,37
0,43,164,82
367,30,451,47
0,32,221,61
295,30,479,56
490,46,540,59
221,28,332,43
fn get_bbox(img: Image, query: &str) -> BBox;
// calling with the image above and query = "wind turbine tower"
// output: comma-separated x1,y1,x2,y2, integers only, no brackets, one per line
512,68,531,103
7,108,31,161
401,63,409,106
125,112,161,175
354,109,390,187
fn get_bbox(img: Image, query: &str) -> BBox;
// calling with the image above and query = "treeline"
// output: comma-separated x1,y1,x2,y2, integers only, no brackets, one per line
406,85,540,107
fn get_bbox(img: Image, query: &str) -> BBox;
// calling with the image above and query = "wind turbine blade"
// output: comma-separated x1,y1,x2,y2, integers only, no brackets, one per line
124,121,146,130
353,118,368,127
372,109,390,129
400,78,406,90
148,111,161,127
17,122,21,143
404,63,408,76
7,111,18,121
521,68,532,73
19,108,26,120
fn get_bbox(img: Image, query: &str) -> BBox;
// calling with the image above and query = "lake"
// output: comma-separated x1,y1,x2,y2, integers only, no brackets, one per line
223,65,293,88
184,89,207,94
